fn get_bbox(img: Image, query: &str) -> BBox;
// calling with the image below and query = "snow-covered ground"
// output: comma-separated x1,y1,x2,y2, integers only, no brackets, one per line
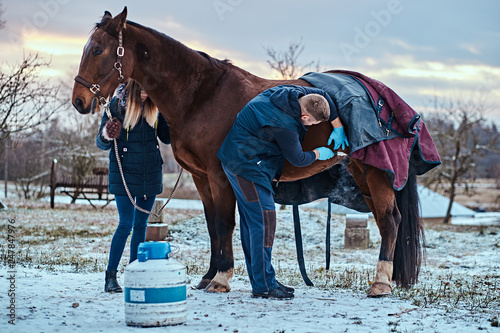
3,268,496,333
0,198,499,332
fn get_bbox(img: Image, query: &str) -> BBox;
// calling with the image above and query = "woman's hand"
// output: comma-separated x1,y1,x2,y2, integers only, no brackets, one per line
103,118,122,140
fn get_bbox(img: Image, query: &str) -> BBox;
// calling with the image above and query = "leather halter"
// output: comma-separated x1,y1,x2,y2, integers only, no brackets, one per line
74,29,125,108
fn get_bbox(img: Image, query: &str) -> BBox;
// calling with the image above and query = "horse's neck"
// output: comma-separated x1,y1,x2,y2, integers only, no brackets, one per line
125,24,228,126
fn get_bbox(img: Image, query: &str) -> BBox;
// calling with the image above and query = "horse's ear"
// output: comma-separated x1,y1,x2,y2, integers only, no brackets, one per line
105,6,127,33
97,11,112,26
116,6,127,31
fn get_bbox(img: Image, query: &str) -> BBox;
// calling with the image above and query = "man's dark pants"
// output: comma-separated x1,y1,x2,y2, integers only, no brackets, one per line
222,164,279,294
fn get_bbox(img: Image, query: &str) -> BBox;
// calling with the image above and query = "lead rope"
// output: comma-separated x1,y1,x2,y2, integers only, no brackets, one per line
104,104,183,218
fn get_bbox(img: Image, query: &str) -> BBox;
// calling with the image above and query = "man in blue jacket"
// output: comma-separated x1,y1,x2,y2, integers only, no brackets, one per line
217,85,348,299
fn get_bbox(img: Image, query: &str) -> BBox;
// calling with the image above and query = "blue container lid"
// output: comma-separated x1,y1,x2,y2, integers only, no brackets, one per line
137,242,171,262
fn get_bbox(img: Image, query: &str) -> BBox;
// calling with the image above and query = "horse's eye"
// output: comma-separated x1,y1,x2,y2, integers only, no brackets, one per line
93,49,103,56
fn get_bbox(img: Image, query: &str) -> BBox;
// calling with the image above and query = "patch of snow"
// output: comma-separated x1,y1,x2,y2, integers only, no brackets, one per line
1,268,495,333
1,204,499,332
305,199,373,216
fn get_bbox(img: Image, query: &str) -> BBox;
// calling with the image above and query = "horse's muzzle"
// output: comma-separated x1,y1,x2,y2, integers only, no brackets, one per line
73,97,97,115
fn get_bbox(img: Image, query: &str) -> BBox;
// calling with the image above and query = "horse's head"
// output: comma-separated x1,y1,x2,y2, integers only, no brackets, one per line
72,7,133,114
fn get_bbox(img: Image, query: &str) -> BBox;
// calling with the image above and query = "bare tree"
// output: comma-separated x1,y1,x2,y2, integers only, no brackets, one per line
7,111,107,200
264,38,321,79
55,77,109,201
422,97,499,223
43,112,106,203
1,53,67,197
11,134,51,200
0,53,66,148
0,0,6,203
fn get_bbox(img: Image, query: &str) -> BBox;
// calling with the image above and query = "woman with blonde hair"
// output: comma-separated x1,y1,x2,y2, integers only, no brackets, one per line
96,79,170,293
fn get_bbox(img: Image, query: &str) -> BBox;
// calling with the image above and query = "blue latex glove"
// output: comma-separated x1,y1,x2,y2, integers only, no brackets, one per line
316,147,335,160
328,126,349,150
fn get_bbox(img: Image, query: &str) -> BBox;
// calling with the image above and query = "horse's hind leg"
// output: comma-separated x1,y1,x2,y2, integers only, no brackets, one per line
349,160,401,297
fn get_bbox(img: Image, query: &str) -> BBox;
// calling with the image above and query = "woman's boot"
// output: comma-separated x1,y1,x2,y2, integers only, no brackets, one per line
104,270,123,293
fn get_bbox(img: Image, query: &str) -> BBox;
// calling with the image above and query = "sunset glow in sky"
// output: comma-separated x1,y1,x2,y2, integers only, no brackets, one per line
1,0,499,122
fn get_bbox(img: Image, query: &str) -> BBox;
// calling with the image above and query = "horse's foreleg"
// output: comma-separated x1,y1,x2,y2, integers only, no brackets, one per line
349,160,401,297
205,168,236,292
191,174,220,290
194,168,236,293
204,208,235,292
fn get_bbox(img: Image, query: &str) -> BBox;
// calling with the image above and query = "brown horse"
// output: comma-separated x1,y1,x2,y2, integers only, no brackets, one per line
72,7,424,297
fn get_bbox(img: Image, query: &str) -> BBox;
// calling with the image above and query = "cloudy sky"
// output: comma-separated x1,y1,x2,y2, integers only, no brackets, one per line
1,0,500,122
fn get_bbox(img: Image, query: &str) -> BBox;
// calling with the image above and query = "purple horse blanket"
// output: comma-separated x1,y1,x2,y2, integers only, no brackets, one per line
300,70,441,190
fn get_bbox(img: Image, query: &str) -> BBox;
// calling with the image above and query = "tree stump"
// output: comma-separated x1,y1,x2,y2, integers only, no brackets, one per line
146,200,169,241
344,214,369,249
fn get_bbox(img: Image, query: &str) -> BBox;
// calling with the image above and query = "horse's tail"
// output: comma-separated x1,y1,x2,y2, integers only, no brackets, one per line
393,165,425,288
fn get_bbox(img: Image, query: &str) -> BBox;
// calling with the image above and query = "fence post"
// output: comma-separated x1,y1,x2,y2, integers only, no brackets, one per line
50,159,57,209
344,214,370,249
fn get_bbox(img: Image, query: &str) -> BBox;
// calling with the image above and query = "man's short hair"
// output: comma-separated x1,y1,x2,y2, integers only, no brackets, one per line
300,94,330,121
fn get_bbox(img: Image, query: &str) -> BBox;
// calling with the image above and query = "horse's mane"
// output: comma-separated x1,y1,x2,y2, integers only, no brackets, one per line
95,19,231,69
196,51,232,68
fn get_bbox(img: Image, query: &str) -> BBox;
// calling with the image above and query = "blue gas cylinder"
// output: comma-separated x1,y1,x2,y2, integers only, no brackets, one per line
124,241,186,326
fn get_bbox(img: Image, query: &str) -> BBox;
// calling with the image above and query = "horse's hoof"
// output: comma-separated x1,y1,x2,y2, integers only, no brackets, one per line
203,269,233,292
195,278,212,290
204,281,230,293
367,282,392,297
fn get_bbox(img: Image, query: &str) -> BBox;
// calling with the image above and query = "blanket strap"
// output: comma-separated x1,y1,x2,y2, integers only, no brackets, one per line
293,199,332,285
293,205,314,286
326,198,332,270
